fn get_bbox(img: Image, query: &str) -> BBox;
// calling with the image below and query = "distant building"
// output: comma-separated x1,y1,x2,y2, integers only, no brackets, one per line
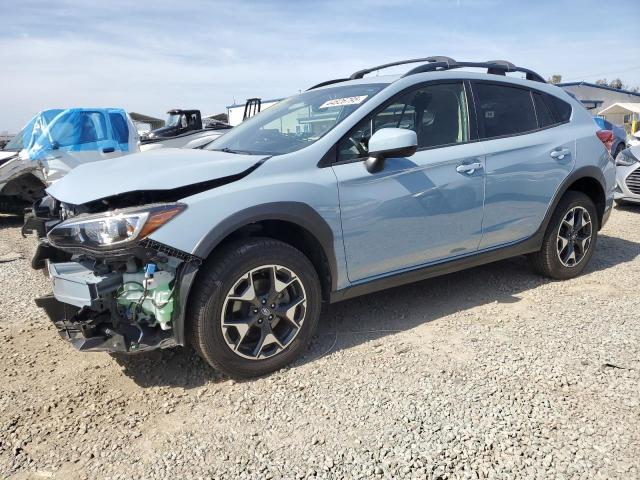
129,112,165,135
559,82,640,132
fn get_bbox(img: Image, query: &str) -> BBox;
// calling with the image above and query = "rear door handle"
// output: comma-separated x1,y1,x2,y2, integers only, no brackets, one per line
456,161,483,175
550,148,571,160
102,147,115,153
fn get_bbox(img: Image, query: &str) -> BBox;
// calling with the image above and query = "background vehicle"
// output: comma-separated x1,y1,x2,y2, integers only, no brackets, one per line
0,108,138,215
29,57,615,378
139,109,232,151
594,117,626,157
614,144,640,205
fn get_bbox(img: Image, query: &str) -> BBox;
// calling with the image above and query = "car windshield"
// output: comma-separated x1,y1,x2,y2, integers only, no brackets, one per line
3,109,63,152
205,83,387,155
166,113,183,127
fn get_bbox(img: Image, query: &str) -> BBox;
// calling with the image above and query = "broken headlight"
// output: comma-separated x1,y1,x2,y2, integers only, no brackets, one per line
47,203,186,250
616,149,638,167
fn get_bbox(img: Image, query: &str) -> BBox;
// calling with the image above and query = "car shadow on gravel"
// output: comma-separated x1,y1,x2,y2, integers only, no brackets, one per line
300,233,640,367
615,203,640,213
112,347,227,388
112,234,639,388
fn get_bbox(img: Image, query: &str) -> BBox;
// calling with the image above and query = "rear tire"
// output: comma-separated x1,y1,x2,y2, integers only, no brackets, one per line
528,191,598,280
187,237,321,378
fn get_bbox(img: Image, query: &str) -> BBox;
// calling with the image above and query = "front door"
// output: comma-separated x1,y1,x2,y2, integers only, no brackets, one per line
332,81,486,282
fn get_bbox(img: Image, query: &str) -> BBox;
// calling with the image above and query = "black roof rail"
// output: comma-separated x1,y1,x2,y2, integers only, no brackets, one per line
402,58,545,83
307,78,351,91
307,57,545,90
349,56,457,80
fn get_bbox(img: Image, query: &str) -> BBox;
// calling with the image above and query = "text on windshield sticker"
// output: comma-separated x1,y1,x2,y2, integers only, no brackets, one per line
319,95,368,109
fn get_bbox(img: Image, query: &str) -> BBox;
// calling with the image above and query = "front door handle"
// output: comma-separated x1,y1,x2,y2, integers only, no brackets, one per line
102,147,115,154
456,161,483,175
550,148,571,160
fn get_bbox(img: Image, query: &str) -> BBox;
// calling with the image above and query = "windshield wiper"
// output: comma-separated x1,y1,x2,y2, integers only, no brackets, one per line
213,147,243,154
212,147,262,155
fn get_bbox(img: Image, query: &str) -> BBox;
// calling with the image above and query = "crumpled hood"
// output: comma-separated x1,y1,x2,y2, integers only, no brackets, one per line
0,151,19,164
46,148,268,205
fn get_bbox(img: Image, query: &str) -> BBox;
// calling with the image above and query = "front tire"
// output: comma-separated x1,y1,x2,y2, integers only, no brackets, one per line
188,238,321,378
528,191,598,280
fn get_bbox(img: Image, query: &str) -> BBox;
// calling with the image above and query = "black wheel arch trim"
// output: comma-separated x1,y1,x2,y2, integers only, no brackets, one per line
540,165,607,233
192,201,338,290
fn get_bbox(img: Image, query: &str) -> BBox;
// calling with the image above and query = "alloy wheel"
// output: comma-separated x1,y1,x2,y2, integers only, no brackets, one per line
221,265,307,360
556,206,593,267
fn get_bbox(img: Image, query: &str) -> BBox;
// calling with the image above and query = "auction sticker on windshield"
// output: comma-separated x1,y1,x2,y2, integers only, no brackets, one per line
319,96,368,109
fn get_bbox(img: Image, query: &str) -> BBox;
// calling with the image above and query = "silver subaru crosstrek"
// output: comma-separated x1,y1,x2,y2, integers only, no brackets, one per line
614,144,640,205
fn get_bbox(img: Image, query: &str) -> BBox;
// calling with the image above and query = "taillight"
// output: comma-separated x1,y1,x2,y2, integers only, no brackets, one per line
596,130,614,153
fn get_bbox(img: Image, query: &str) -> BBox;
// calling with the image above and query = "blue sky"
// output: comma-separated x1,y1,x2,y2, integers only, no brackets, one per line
1,0,639,132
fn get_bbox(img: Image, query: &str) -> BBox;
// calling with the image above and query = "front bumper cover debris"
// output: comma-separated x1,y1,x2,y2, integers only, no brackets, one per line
35,294,176,353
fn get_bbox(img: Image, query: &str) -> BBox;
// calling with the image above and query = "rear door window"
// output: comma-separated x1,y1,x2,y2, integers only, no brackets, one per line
109,113,129,144
473,83,537,139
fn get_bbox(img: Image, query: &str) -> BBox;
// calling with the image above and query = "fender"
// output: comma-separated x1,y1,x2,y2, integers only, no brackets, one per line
193,202,338,287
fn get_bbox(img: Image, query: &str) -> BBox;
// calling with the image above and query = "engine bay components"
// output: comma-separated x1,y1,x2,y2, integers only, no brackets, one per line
116,264,175,330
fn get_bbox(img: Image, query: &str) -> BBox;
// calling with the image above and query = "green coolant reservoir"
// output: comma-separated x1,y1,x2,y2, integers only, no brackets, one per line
116,270,175,330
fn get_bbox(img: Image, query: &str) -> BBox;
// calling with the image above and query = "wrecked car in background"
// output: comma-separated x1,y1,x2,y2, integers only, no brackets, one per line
0,108,139,214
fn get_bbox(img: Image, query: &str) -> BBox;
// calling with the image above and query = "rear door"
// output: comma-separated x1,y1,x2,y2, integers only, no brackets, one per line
332,81,486,282
471,81,576,249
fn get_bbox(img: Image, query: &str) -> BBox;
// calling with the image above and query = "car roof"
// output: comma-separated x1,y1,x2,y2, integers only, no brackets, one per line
314,69,557,94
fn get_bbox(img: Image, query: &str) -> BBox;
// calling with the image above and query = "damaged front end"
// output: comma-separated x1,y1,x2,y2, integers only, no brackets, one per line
28,199,201,353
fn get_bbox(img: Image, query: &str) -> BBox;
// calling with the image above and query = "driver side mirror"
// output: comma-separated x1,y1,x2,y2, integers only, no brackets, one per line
364,128,417,173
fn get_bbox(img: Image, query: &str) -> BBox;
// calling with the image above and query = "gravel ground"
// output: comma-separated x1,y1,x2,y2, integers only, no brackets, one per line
1,206,639,480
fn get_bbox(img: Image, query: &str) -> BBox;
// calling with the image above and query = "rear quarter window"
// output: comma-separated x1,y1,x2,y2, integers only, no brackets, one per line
532,92,555,128
533,91,573,127
547,94,572,123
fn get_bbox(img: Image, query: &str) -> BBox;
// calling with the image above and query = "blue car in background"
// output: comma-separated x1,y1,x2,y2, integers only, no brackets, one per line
594,117,627,157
